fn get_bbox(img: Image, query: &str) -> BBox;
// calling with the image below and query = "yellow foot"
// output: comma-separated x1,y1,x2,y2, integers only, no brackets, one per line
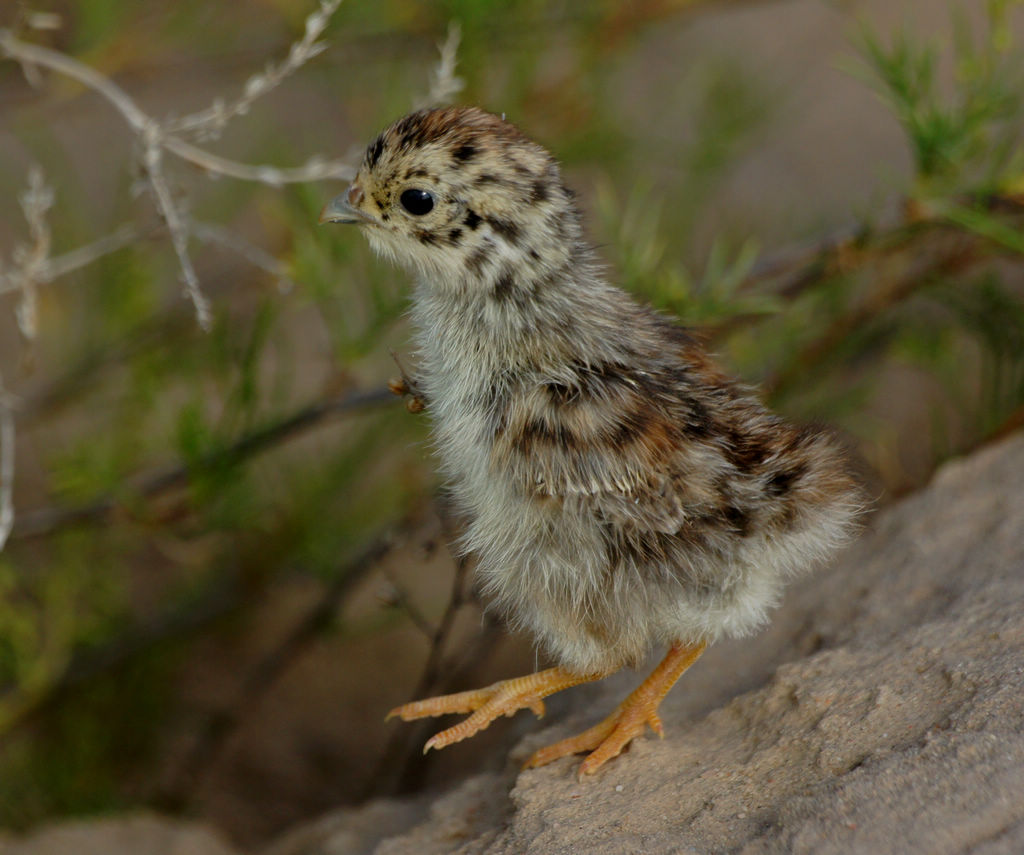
387,667,599,754
523,698,661,776
524,640,707,778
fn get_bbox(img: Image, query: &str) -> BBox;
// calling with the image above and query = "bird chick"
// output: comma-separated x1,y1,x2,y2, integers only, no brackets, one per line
321,106,862,777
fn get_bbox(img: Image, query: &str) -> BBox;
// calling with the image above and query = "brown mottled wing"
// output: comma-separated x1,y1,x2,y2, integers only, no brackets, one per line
493,356,752,535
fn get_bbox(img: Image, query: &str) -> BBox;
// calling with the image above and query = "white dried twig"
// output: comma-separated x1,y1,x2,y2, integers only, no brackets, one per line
0,216,299,299
191,221,297,293
0,224,145,297
25,12,63,31
415,22,464,109
0,11,351,330
168,0,344,139
163,137,353,184
11,10,62,87
10,166,54,341
141,130,212,329
0,32,354,185
0,31,150,129
0,368,14,552
33,225,142,285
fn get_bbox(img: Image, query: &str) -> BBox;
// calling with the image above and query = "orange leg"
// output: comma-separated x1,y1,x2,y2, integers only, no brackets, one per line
525,640,707,778
387,667,603,754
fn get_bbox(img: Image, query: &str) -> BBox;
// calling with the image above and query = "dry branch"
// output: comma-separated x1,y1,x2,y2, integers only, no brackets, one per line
167,0,344,140
0,223,147,296
364,506,504,799
0,13,352,330
159,521,407,809
0,369,14,551
11,386,395,541
0,574,241,738
414,22,464,109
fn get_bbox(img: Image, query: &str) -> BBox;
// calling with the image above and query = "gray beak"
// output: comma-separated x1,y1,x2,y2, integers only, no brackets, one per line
318,192,373,225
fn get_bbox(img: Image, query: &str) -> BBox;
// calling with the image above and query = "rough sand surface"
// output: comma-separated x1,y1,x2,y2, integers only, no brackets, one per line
269,431,1024,855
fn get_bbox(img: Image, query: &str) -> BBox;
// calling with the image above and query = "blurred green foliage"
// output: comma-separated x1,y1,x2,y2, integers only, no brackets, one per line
853,0,1022,194
0,0,1022,836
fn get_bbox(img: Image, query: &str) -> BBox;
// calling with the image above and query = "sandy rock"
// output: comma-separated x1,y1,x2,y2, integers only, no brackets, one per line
263,797,433,855
274,431,1024,855
0,815,237,855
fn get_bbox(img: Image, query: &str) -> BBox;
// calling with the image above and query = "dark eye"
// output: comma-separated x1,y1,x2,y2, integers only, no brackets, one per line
399,188,435,216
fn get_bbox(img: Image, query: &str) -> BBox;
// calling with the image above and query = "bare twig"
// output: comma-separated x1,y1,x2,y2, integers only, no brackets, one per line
412,552,474,694
368,611,505,799
190,220,297,293
379,564,436,640
414,22,464,109
764,232,979,399
161,136,354,185
0,15,352,331
0,11,465,549
167,0,343,139
11,386,396,541
40,224,144,286
0,223,154,298
0,29,353,185
365,507,505,798
141,131,212,329
0,217,292,299
0,7,358,547
0,369,14,551
159,521,406,809
9,166,54,341
0,31,150,128
0,575,241,739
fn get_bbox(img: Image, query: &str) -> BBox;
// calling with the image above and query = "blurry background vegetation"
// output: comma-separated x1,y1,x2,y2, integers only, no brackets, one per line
1,0,1022,846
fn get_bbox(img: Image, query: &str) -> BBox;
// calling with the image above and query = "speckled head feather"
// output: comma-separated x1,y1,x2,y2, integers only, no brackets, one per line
341,107,582,292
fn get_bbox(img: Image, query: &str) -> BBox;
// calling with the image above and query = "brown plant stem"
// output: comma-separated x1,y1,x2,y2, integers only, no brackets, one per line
12,386,396,541
157,523,407,810
363,509,508,799
764,233,979,400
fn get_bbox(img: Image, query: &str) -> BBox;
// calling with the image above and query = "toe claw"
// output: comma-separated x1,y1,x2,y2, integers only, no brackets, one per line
578,753,604,779
387,704,414,722
389,668,594,758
